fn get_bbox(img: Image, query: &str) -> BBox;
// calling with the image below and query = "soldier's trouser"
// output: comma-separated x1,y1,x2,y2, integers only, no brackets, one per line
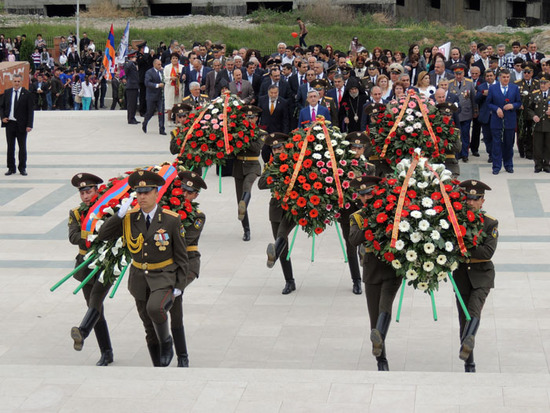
135,287,173,346
235,173,258,229
365,278,401,330
170,295,184,330
126,89,138,122
533,131,550,168
455,285,490,338
271,219,295,282
340,217,361,282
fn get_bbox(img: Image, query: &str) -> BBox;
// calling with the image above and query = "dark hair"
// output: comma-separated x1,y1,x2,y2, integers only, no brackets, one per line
282,63,292,71
170,52,179,60
499,68,510,75
511,41,521,48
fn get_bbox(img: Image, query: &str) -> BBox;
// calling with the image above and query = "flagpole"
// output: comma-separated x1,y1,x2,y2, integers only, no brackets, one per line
76,0,80,51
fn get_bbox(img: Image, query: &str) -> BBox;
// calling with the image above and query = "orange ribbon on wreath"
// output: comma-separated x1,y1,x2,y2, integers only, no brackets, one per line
380,92,411,158
424,162,467,254
321,121,344,208
178,107,209,157
282,130,310,204
390,153,420,248
222,92,232,154
412,93,440,158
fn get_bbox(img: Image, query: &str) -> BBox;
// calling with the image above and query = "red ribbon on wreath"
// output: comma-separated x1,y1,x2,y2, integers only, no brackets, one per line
222,92,232,154
178,107,209,157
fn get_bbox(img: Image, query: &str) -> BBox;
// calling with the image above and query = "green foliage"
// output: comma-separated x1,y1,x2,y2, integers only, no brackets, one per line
19,38,35,64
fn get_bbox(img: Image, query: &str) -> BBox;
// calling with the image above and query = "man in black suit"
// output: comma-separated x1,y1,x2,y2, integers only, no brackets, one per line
244,61,262,97
125,50,140,125
258,84,290,162
258,67,291,101
1,74,34,176
214,58,235,95
142,59,166,135
526,42,545,76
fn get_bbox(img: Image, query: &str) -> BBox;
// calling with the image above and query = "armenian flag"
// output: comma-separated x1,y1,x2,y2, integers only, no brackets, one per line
102,24,116,80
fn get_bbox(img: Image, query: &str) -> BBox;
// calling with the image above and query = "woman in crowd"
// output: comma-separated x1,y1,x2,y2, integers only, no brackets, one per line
377,74,391,100
391,81,406,101
163,52,185,123
372,47,383,62
416,71,436,100
80,75,94,111
72,75,82,110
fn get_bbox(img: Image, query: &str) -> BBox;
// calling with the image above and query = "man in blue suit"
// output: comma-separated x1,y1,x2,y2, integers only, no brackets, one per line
142,59,166,135
475,69,497,162
487,69,522,174
298,90,331,127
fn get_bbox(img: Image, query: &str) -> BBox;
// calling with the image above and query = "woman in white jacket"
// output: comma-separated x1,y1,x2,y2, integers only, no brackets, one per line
80,75,94,110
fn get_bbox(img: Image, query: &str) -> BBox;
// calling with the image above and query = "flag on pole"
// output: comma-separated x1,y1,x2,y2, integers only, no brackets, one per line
438,42,451,60
115,21,130,65
102,24,116,80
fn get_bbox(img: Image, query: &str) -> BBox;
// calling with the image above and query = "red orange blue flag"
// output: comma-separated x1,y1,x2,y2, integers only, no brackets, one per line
102,24,116,80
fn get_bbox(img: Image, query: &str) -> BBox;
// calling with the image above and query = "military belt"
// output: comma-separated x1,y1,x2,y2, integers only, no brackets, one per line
466,258,490,264
79,249,87,256
369,155,380,160
132,258,174,271
187,246,199,252
445,154,455,159
364,247,374,253
237,156,259,161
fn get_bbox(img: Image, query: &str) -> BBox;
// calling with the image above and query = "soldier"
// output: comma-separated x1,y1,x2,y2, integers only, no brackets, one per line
168,170,207,367
258,133,297,295
448,63,476,162
182,82,209,109
525,74,550,172
454,180,498,373
515,62,539,159
169,103,193,156
348,176,401,371
69,173,114,366
125,50,140,125
98,170,189,367
338,132,375,295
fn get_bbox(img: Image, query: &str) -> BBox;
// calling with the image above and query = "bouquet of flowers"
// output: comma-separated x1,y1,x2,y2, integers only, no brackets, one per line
360,152,486,293
174,94,259,170
157,173,199,229
370,90,460,166
265,122,368,236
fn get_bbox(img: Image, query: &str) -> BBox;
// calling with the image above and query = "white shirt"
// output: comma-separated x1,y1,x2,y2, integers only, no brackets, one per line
8,88,20,121
310,104,319,119
142,205,158,225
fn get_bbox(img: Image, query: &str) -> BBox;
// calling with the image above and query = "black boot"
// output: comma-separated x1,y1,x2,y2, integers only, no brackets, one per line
370,312,391,357
352,279,362,295
348,250,362,295
282,280,296,295
172,326,189,367
238,192,251,221
464,351,476,373
153,321,174,367
376,345,389,371
242,225,251,241
267,237,287,268
71,308,101,351
147,343,161,367
459,317,480,361
94,318,113,366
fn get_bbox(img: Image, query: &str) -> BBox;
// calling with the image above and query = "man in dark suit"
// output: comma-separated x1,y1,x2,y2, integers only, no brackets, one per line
475,69,497,162
445,47,465,70
295,69,317,111
244,61,263,97
229,69,255,104
0,73,34,176
258,67,291,101
298,89,331,126
186,58,211,96
142,59,166,135
487,68,522,174
473,46,490,78
205,59,221,99
125,50,140,125
258,85,290,162
525,42,545,76
429,60,454,86
214,58,235,95
136,42,151,117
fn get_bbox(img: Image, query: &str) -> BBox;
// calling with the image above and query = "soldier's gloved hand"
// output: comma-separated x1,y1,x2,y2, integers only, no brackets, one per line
117,196,135,218
173,288,182,297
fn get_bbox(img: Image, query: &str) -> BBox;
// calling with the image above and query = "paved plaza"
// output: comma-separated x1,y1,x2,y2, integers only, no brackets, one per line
1,110,550,412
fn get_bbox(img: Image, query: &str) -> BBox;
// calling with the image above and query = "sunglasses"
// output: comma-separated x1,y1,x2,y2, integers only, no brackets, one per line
524,70,533,73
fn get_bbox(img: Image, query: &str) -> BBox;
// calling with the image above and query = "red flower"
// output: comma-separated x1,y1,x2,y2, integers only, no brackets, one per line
209,133,217,141
281,202,289,210
216,152,224,158
297,197,307,207
407,190,417,199
459,225,467,236
162,205,170,210
178,210,187,220
298,175,307,184
453,202,463,211
280,164,289,173
309,172,318,180
266,176,274,185
449,191,460,199
314,227,323,235
289,190,299,199
436,126,443,133
299,218,308,226
313,182,323,190
216,140,224,148
172,188,183,196
205,159,213,166
195,155,201,163
303,159,313,168
373,199,383,209
108,199,118,208
365,230,374,241
190,141,197,149
384,252,395,262
170,197,181,206
309,209,319,218
279,153,288,161
385,203,395,211
310,195,320,205
433,206,444,213
236,141,243,148
373,240,381,251
303,183,311,191
173,179,182,187
376,213,388,223
291,209,298,216
195,130,204,137
431,192,442,201
467,210,476,222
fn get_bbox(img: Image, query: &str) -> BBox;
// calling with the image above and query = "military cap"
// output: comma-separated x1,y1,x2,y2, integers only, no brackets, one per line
513,57,524,65
340,65,352,75
212,44,223,51
266,57,276,66
310,79,329,90
71,173,103,191
128,170,165,193
178,170,207,192
273,57,282,64
540,74,550,83
241,105,262,117
388,63,404,74
367,60,380,69
451,62,467,72
137,41,147,49
327,64,338,74
346,132,370,147
350,175,383,195
459,179,491,198
364,102,386,116
523,61,536,71
127,49,137,58
265,132,289,148
436,102,458,115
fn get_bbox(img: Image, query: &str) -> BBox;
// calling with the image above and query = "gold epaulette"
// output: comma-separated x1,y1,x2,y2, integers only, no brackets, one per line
351,211,364,228
72,208,81,223
200,94,209,98
514,80,521,84
484,213,496,220
162,209,179,218
533,90,541,93
464,78,472,83
324,96,333,101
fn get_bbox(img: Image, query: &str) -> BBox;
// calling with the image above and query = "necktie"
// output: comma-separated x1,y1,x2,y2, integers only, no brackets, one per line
503,86,508,95
338,88,342,105
544,92,547,99
458,82,461,89
198,72,201,83
270,100,274,115
371,77,375,83
237,81,241,92
311,107,316,120
14,90,18,106
436,75,440,85
302,76,306,84
146,215,151,229
228,71,233,82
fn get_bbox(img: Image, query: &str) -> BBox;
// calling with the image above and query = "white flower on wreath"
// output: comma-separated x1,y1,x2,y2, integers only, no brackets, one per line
98,270,105,283
422,170,432,178
340,140,349,146
406,268,418,280
398,221,410,232
316,134,325,141
418,219,430,231
436,255,447,265
398,121,406,128
413,122,422,130
211,108,219,114
408,177,416,187
423,261,435,272
417,181,429,189
406,250,417,262
437,272,447,281
406,108,413,115
445,241,454,252
411,210,422,219
113,263,122,276
430,230,441,240
421,197,433,208
406,115,415,122
425,209,436,216
424,242,435,254
440,219,450,230
395,239,405,250
410,232,422,243
313,126,323,131
399,170,407,178
392,260,402,269
336,149,344,156
324,151,332,159
415,111,422,117
417,282,429,291
450,261,459,271
312,153,322,160
405,126,414,133
314,144,323,151
120,255,128,267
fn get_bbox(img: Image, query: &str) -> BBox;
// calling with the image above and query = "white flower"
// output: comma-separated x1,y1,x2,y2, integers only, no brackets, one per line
450,261,458,271
406,115,415,122
313,126,323,131
414,148,423,156
398,221,410,232
314,144,323,151
392,260,402,269
98,245,106,254
88,260,97,269
436,255,447,265
89,212,97,220
211,108,219,114
406,250,418,262
207,104,214,110
417,181,428,189
406,269,418,280
440,219,450,230
418,220,430,231
121,255,128,267
341,140,349,146
411,210,422,219
433,178,440,186
421,197,433,208
112,246,119,256
312,153,322,160
445,241,454,252
84,251,94,260
113,263,121,276
417,282,429,291
404,126,414,133
324,151,332,159
422,170,432,178
103,207,115,216
331,140,337,147
406,108,413,115
115,238,124,249
98,270,105,283
424,242,435,254
399,171,407,178
413,122,422,129
408,177,416,186
233,100,240,106
423,261,434,272
336,149,344,156
410,232,422,243
398,121,406,128
395,239,405,250
425,209,436,216
95,220,105,231
415,111,422,117
437,272,447,281
430,230,440,240
87,234,98,243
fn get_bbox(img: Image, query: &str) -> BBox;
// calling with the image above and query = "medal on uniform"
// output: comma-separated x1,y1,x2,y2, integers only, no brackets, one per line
354,114,359,122
154,229,170,251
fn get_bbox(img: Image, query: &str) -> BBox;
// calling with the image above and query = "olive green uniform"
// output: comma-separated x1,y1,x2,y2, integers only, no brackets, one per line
525,89,550,171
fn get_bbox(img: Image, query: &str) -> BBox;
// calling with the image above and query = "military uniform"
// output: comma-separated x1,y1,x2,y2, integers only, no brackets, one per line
233,105,265,241
525,82,550,172
182,93,209,109
258,133,296,295
453,180,498,373
448,65,476,160
98,170,189,367
348,176,401,371
515,71,540,158
69,173,113,366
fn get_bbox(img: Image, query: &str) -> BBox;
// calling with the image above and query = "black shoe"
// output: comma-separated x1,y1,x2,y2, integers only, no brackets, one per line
520,153,525,158
506,168,514,174
172,326,189,368
153,321,174,367
242,230,250,241
492,170,499,175
128,119,140,125
159,131,167,135
5,170,15,176
487,157,492,163
535,167,542,173
545,167,550,173
96,349,113,366
462,157,469,163
282,280,296,295
377,359,389,371
352,280,362,295
147,343,161,367
177,355,189,367
142,123,147,133
472,152,480,157
19,170,27,176
526,154,533,160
